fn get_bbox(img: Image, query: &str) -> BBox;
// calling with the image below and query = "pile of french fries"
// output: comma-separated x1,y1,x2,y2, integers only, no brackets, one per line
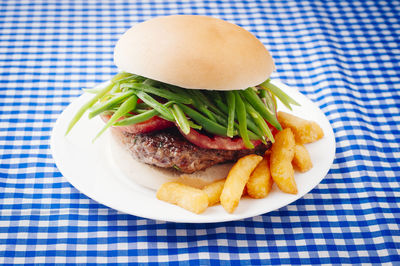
156,112,324,214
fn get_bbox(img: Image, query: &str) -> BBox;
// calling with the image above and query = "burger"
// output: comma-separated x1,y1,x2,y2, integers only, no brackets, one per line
66,15,298,186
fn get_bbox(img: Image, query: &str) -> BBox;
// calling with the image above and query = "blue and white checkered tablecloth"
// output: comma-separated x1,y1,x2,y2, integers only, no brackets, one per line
1,0,399,264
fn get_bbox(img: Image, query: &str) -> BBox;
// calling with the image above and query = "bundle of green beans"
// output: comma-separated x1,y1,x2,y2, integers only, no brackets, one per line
66,72,299,148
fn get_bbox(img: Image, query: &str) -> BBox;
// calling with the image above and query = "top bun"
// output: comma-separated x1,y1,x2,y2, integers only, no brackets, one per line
114,15,275,91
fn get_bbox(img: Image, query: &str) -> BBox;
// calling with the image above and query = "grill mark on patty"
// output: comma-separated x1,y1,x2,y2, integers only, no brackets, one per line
110,127,271,174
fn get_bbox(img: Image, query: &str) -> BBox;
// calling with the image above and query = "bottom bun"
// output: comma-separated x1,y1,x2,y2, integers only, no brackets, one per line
107,131,231,190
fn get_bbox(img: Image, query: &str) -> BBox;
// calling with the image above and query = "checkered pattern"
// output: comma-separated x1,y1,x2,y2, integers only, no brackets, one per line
1,0,399,264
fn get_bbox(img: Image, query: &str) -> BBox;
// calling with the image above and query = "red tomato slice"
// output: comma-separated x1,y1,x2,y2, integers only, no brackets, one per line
101,115,174,134
267,121,279,136
178,127,263,150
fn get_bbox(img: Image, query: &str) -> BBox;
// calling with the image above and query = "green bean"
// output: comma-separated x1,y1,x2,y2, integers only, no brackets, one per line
208,91,259,139
107,83,121,94
94,94,138,140
157,114,175,122
225,91,271,139
134,109,151,114
260,88,276,115
65,82,114,135
136,102,150,109
190,90,209,104
116,98,177,126
123,112,134,117
198,106,217,122
178,104,227,136
226,91,235,138
260,79,300,110
212,94,229,114
136,91,174,121
247,129,263,141
236,123,262,141
88,90,135,119
117,77,138,86
243,97,275,143
115,109,157,126
207,90,223,103
123,83,192,104
187,90,217,122
117,101,173,125
234,92,254,149
188,121,202,130
111,72,135,83
241,88,282,130
164,84,193,99
170,104,190,135
214,112,229,126
191,90,225,117
142,78,161,87
114,73,145,85
271,93,277,111
205,91,232,116
197,97,229,125
259,88,267,98
240,113,265,141
230,116,261,140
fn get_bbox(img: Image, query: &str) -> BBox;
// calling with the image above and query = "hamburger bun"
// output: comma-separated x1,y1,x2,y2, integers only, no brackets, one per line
114,15,275,91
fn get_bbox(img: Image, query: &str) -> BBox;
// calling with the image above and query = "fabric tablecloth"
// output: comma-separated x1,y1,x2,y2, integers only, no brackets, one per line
1,0,399,264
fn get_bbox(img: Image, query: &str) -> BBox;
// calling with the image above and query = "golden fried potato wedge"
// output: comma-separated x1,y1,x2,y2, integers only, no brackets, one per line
220,154,263,213
203,179,225,206
247,156,273,199
277,111,324,144
293,144,313,172
156,182,208,214
270,128,297,194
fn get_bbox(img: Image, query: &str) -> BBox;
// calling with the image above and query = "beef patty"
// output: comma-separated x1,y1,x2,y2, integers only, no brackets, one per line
110,127,271,173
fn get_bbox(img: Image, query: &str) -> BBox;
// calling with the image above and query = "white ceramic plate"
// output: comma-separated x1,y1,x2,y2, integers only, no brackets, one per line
51,80,335,223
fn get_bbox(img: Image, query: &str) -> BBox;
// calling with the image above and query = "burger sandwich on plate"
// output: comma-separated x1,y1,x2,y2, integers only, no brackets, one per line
66,15,299,189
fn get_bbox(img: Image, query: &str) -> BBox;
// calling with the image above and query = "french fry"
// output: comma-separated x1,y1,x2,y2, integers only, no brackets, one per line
242,185,248,196
293,144,313,172
247,156,273,199
156,182,209,214
277,111,324,144
270,128,297,194
220,154,263,213
203,179,225,206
